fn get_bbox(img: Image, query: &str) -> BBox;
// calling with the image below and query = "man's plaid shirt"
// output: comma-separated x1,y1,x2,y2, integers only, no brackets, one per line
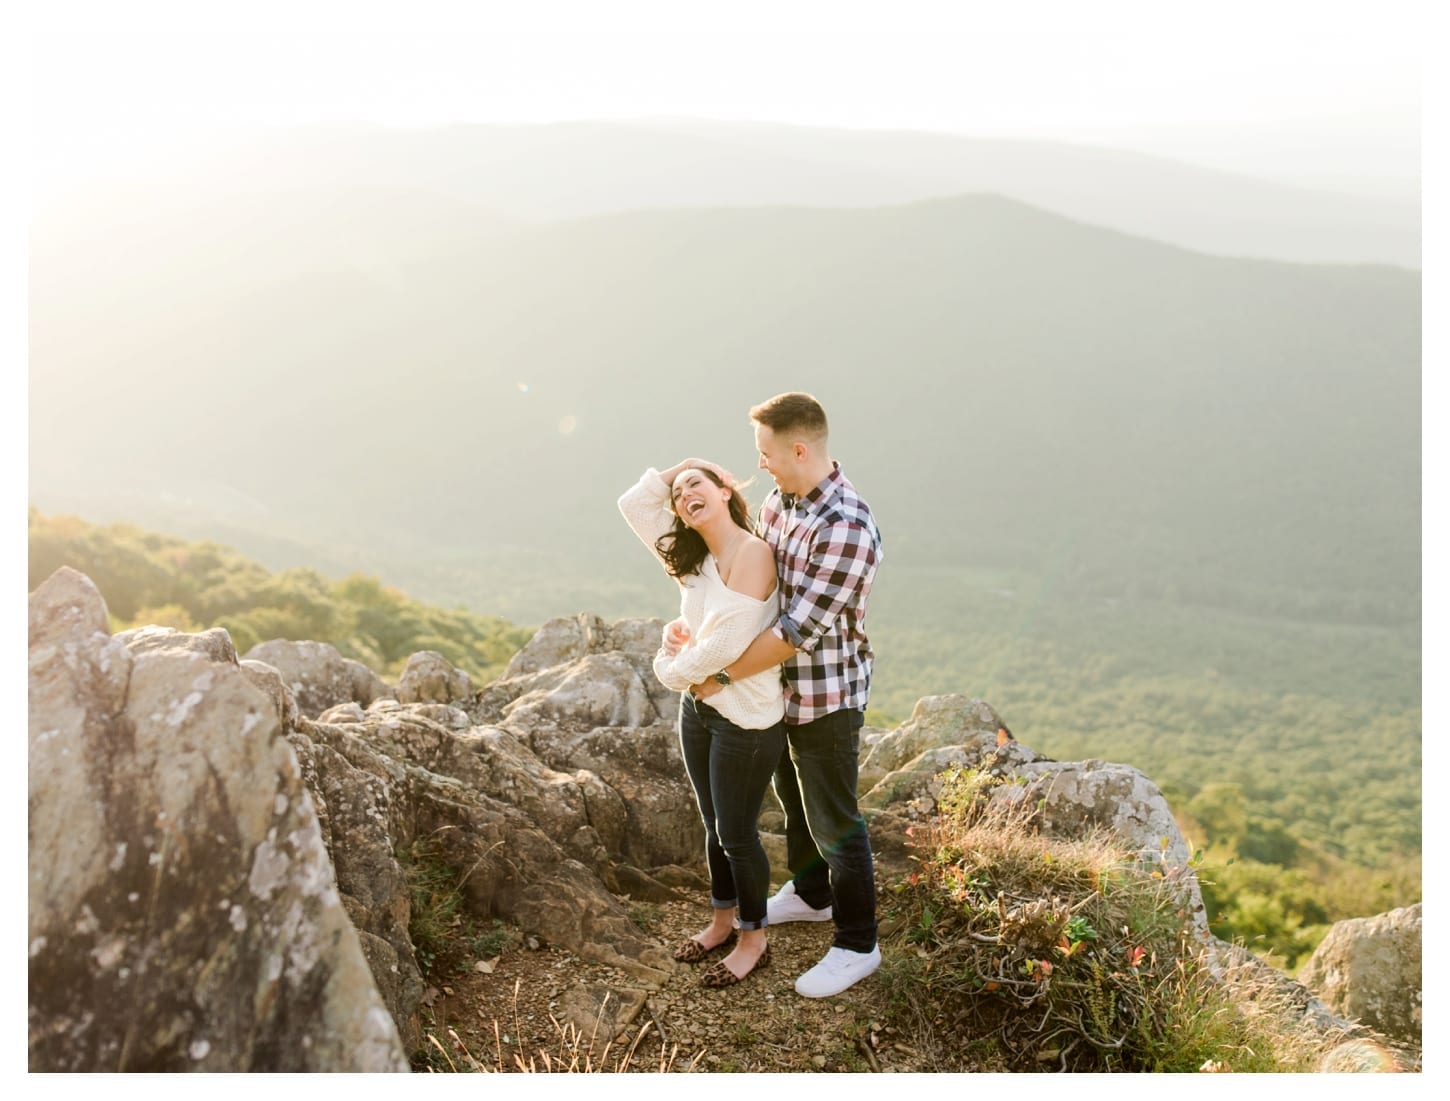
758,463,882,724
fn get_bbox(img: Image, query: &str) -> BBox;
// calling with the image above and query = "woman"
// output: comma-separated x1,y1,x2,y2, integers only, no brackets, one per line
618,458,783,987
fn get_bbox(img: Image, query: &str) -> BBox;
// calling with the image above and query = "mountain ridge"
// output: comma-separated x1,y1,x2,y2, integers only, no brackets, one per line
34,119,1419,267
31,189,1420,632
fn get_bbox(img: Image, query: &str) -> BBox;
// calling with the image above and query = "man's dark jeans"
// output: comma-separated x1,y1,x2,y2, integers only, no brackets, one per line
772,707,878,952
678,694,786,929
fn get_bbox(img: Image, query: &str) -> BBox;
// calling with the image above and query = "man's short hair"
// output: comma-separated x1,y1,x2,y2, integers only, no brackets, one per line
750,392,829,442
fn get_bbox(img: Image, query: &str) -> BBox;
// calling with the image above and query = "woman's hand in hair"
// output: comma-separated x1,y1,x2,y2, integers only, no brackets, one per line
659,458,736,489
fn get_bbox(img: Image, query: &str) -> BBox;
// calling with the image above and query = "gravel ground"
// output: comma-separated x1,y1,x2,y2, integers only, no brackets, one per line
413,893,944,1074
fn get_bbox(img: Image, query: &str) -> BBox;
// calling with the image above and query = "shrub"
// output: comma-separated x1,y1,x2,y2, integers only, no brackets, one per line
877,767,1330,1072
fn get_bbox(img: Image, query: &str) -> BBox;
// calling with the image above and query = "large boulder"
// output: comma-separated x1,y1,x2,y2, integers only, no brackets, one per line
501,652,659,731
859,697,1044,815
484,614,675,721
28,567,407,1072
1298,904,1422,1044
115,623,239,664
498,613,625,679
858,695,1008,794
395,650,473,706
1000,758,1195,865
242,639,392,719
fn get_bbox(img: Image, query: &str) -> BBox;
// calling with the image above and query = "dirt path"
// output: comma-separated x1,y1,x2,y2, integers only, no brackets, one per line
414,894,940,1073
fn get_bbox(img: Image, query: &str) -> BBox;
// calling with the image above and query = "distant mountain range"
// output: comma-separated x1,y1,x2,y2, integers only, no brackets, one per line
35,120,1418,267
31,173,1420,629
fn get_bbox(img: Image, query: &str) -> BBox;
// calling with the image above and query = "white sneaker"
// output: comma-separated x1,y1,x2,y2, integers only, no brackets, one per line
765,881,833,925
794,945,882,998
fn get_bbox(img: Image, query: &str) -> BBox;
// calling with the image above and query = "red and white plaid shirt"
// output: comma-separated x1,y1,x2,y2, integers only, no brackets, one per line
759,463,881,724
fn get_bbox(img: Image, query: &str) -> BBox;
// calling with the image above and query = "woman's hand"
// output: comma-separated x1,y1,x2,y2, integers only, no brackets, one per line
661,617,691,657
660,458,737,490
690,677,721,700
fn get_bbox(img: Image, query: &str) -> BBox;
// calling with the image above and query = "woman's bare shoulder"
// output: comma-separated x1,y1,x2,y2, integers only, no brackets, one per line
727,538,777,600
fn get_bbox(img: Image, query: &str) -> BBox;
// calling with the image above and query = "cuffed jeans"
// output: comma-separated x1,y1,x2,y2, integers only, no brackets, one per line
678,694,786,930
772,707,878,952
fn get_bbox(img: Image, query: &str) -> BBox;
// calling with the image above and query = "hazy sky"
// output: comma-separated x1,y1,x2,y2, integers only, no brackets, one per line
10,2,1439,572
25,1,1425,200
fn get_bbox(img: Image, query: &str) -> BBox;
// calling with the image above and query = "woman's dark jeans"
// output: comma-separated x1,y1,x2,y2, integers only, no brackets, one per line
772,707,878,952
678,694,786,930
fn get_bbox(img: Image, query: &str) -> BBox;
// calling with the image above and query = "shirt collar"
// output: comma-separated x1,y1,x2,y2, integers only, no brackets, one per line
781,462,842,512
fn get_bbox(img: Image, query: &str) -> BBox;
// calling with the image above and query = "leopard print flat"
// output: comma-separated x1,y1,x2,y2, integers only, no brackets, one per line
672,931,737,964
700,943,770,988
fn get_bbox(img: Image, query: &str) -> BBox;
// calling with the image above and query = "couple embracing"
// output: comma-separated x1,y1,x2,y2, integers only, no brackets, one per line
618,392,882,997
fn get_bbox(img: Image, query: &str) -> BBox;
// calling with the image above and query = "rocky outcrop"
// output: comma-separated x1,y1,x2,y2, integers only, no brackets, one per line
1298,904,1422,1045
475,613,700,869
242,638,392,719
28,595,702,1071
855,694,1208,936
239,658,300,732
283,709,422,1052
28,568,407,1072
1205,941,1417,1071
31,575,1417,1071
295,700,676,985
274,628,696,1034
996,759,1207,932
492,613,663,684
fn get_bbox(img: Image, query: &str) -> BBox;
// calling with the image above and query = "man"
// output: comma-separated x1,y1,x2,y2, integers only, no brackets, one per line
691,392,883,998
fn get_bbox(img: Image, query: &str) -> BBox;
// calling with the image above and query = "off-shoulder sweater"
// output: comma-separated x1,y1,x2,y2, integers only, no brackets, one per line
618,469,785,730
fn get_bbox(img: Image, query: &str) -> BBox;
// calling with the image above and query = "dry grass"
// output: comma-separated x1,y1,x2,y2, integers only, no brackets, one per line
419,979,704,1073
876,766,1331,1072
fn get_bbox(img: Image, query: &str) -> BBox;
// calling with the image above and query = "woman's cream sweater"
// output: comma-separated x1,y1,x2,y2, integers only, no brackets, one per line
618,469,785,730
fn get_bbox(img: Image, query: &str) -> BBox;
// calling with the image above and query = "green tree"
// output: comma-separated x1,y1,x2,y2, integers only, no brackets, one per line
1187,783,1248,848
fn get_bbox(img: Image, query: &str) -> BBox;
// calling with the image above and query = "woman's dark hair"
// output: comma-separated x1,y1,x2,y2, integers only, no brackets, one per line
655,466,754,579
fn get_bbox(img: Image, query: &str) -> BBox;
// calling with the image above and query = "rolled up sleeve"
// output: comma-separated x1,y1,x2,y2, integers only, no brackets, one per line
778,520,878,654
